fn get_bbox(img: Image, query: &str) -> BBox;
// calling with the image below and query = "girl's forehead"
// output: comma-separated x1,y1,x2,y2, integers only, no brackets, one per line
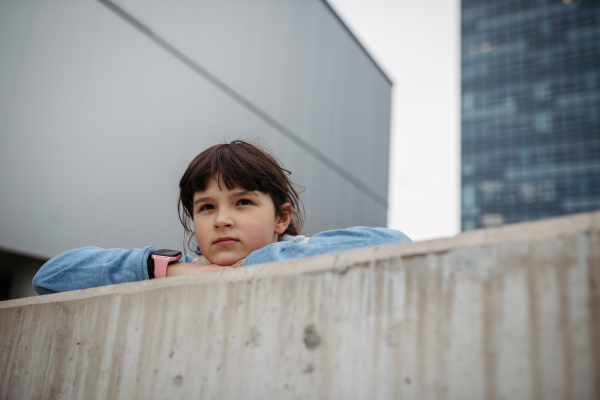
195,180,236,197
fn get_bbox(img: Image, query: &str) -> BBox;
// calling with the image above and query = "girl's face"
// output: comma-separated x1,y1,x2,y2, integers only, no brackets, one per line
192,177,291,266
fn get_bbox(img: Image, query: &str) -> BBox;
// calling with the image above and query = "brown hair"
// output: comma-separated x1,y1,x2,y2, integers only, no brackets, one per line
178,140,304,250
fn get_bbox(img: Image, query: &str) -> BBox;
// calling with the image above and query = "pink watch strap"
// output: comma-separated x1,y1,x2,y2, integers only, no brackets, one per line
151,254,182,278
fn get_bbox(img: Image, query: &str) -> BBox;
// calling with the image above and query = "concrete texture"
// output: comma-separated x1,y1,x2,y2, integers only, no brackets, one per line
1,211,600,399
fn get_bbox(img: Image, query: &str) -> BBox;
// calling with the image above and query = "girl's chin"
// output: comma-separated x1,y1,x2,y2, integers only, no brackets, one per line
210,256,243,266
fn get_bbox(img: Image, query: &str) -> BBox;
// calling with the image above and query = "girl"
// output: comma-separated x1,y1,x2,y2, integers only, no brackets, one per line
33,141,411,295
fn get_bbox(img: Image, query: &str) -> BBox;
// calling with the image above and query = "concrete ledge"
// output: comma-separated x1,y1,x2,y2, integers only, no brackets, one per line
1,211,600,399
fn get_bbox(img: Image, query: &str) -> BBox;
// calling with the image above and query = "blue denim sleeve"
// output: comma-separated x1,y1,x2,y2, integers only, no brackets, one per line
32,246,195,295
243,227,411,267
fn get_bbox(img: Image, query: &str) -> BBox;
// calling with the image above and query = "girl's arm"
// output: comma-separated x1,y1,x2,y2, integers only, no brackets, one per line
32,246,195,295
166,259,243,276
243,227,411,267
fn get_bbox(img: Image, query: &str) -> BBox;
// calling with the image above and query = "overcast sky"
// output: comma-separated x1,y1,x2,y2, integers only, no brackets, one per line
327,0,461,241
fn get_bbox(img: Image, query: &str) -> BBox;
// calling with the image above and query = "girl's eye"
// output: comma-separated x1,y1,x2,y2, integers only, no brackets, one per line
199,204,214,212
237,199,253,206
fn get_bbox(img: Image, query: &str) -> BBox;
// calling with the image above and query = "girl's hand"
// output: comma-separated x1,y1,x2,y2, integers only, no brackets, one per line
166,259,244,277
225,258,245,269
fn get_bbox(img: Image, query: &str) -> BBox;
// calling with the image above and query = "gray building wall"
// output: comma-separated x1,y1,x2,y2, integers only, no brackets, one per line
0,0,392,262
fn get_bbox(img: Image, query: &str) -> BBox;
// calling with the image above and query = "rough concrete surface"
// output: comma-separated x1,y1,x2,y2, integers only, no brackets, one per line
1,211,600,399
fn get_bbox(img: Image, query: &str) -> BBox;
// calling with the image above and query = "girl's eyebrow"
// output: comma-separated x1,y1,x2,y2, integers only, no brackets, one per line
193,196,213,206
193,191,259,205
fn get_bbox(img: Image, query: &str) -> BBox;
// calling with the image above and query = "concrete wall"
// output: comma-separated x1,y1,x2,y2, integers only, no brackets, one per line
2,211,599,399
0,0,391,260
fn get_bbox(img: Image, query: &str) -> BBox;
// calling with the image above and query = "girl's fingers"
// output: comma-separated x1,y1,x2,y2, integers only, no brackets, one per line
229,258,245,268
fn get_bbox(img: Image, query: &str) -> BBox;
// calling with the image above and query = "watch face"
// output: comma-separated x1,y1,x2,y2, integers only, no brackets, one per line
154,249,182,257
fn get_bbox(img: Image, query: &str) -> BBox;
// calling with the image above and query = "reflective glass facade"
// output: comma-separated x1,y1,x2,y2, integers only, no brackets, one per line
461,0,600,230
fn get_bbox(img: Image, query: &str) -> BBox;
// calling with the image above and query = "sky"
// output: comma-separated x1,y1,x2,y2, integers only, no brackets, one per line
327,0,461,241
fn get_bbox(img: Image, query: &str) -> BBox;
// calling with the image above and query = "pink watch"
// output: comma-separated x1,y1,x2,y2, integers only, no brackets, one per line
151,249,182,279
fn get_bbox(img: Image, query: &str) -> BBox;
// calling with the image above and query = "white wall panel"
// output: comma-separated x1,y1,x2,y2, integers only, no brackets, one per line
110,0,392,201
0,0,390,259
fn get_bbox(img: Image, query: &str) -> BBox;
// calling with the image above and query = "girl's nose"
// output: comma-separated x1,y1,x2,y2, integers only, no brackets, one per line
214,209,234,228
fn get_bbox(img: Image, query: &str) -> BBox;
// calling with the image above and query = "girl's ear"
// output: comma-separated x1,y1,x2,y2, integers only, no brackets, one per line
274,203,292,235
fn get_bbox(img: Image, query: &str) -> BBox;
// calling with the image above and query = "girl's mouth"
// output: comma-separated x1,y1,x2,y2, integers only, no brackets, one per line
214,237,238,247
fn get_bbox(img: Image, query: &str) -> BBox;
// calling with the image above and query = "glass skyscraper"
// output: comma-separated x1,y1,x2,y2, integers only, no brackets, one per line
461,0,600,230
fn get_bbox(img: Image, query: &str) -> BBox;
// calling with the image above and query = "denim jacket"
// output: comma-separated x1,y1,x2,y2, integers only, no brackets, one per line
32,227,411,295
